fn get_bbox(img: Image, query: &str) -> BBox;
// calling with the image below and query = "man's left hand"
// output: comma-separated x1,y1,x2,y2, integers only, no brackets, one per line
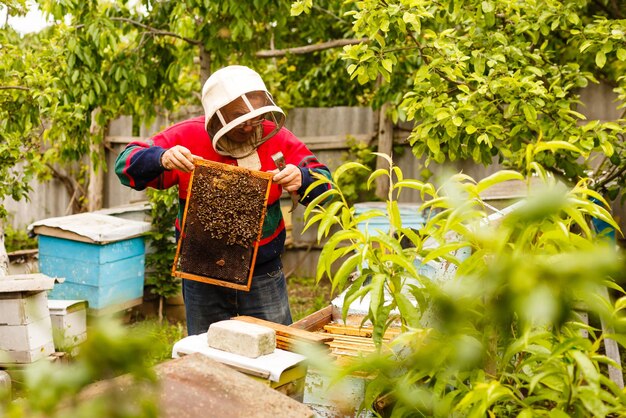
270,164,302,193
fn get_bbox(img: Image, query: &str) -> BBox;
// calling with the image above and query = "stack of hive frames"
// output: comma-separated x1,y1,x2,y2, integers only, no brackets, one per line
173,159,273,291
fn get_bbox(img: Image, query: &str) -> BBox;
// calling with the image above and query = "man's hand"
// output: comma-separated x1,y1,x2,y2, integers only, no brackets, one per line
270,164,302,193
161,145,198,172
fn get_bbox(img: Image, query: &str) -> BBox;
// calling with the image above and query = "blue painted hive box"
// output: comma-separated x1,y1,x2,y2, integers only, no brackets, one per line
30,213,151,312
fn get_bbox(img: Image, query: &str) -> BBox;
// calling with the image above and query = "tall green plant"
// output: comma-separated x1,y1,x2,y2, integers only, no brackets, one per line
145,187,180,323
303,155,626,416
336,137,379,205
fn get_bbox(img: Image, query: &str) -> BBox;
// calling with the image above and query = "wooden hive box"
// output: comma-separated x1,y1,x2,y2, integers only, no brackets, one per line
173,159,273,291
0,274,56,364
290,304,401,418
48,299,88,352
32,213,151,313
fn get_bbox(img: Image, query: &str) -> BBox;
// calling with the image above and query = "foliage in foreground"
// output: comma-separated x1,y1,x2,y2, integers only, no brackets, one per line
303,155,626,417
0,318,184,418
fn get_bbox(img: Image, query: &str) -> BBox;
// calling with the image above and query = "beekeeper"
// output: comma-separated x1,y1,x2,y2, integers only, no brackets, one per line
115,65,332,335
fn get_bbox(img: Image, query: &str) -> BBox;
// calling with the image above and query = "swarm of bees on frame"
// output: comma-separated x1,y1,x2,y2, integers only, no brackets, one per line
191,167,266,247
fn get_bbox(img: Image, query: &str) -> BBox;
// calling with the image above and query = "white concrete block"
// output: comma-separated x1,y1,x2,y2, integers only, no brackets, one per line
207,320,276,358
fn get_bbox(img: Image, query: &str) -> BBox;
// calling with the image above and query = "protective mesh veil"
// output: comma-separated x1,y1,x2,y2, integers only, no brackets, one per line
207,91,285,158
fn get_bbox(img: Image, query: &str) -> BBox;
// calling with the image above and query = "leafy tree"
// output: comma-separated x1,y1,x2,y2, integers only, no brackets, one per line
294,0,626,200
0,0,367,272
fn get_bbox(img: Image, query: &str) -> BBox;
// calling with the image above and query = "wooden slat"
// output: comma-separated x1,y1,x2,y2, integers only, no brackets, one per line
0,273,57,293
233,315,334,343
299,134,374,151
326,341,376,353
325,334,385,344
276,335,331,354
290,305,333,331
323,324,400,340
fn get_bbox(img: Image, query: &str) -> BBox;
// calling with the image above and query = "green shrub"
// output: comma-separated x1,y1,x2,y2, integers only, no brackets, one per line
4,224,37,253
303,155,626,417
145,187,180,322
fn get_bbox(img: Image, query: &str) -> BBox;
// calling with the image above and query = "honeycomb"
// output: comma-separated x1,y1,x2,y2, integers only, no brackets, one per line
173,160,272,289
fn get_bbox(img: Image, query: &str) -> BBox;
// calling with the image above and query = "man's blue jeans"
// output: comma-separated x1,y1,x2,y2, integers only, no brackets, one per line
182,268,293,336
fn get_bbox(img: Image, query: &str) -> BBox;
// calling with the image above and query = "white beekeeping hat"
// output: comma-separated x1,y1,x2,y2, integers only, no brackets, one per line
201,65,286,158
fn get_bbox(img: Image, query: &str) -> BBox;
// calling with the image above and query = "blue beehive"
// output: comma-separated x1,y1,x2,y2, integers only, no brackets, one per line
353,202,469,282
353,202,425,235
31,213,151,312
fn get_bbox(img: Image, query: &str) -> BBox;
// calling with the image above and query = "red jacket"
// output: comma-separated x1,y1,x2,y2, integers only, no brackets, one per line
115,116,332,274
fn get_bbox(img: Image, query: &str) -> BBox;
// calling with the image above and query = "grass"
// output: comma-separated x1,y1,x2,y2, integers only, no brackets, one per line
287,275,334,322
128,319,186,368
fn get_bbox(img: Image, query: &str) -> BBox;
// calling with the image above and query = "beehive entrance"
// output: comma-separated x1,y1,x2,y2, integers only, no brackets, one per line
173,160,273,290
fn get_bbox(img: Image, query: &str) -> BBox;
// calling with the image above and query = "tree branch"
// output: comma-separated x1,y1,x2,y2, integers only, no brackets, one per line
592,0,623,19
256,38,368,58
108,17,202,45
46,163,87,214
313,5,348,24
610,0,624,18
0,86,29,91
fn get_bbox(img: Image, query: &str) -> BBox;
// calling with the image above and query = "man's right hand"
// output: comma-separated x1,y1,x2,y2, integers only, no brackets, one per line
160,145,198,172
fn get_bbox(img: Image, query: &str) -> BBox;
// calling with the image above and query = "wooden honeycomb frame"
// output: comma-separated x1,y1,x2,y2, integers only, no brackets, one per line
172,159,273,291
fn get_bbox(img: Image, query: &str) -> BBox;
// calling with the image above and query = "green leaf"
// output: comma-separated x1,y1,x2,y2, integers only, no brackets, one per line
595,51,606,68
481,1,494,13
579,40,594,53
382,58,393,72
562,207,592,237
370,233,404,255
333,162,369,183
476,170,524,194
395,293,420,327
380,252,420,280
522,104,537,123
578,387,610,416
331,253,361,294
303,189,340,219
427,137,440,153
317,209,339,241
617,48,626,61
354,210,387,228
534,141,581,155
367,168,389,191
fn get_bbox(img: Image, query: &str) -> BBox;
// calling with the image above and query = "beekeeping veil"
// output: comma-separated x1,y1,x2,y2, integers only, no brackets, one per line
202,65,286,159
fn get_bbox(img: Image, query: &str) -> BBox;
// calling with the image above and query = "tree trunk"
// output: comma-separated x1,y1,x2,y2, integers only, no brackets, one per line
199,45,211,86
375,102,393,200
87,147,104,212
158,295,164,324
0,220,9,276
88,108,105,212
